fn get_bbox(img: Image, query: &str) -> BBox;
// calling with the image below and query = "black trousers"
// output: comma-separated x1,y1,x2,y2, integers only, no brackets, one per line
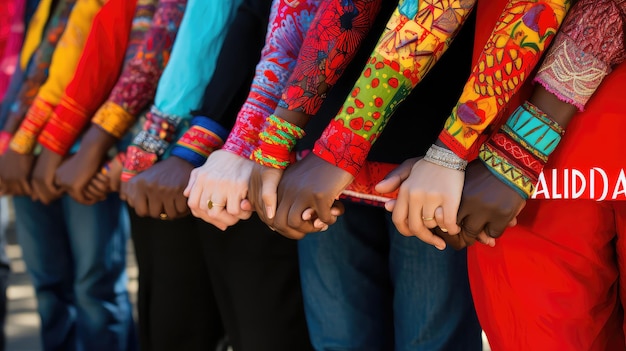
130,210,312,351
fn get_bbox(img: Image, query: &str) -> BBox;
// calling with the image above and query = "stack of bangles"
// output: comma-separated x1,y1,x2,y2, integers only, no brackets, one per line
424,144,468,171
479,101,564,199
251,114,305,169
121,106,181,182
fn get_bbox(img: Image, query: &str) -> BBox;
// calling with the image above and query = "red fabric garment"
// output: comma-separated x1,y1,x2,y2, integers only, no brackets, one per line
0,0,25,99
469,61,626,349
38,0,138,155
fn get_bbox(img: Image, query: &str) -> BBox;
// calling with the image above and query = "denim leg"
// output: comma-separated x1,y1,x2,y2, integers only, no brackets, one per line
62,194,135,351
387,216,482,351
298,202,394,351
13,196,77,351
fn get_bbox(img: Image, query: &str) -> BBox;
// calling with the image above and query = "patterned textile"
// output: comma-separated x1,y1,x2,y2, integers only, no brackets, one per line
248,0,382,169
313,0,569,176
439,0,569,160
479,102,564,198
10,0,106,154
0,0,26,99
38,0,151,155
120,0,242,180
222,0,321,157
278,0,382,114
3,0,76,139
313,0,477,176
91,0,187,139
535,0,626,111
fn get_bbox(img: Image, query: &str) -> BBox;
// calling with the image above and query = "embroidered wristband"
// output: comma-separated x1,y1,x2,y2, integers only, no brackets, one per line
10,97,55,154
424,144,468,171
121,145,158,182
479,101,565,199
251,114,305,169
92,101,135,139
170,116,228,168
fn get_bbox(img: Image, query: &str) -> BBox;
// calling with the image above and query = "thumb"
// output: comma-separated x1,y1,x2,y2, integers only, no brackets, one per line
375,157,419,194
384,199,396,212
183,169,198,197
261,168,282,219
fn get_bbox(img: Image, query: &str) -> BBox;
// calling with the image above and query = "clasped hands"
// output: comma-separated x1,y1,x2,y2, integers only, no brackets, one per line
185,151,525,249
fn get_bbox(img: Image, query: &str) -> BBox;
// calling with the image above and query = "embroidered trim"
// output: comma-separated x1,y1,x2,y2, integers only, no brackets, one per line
170,116,227,168
121,145,158,182
92,101,135,139
535,35,609,111
10,97,54,154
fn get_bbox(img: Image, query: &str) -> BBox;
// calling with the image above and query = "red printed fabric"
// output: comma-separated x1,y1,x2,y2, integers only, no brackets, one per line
38,0,151,155
222,0,322,158
278,0,382,115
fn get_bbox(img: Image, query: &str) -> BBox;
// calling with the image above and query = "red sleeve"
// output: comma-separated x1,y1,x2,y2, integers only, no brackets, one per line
38,0,138,155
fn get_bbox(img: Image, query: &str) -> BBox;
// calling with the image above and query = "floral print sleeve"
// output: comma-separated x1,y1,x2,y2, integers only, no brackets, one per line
222,0,321,158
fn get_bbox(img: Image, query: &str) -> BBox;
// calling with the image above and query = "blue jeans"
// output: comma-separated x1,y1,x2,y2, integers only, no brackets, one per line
13,195,136,351
298,202,481,351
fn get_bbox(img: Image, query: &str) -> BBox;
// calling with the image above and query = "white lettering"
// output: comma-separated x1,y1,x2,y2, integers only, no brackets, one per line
592,167,609,201
571,169,586,199
533,171,549,199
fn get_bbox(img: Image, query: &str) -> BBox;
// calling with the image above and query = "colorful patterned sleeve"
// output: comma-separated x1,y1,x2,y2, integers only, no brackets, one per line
221,0,321,158
479,0,626,199
250,0,383,169
2,0,76,136
313,0,569,177
438,0,569,160
120,0,244,180
37,0,151,156
312,0,478,176
89,0,187,141
9,0,106,155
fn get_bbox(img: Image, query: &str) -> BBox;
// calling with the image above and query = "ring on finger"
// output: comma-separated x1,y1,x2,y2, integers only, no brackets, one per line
207,200,225,210
422,216,435,221
159,213,168,220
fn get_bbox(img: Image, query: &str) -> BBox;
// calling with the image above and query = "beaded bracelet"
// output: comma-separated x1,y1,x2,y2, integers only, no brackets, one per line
479,101,565,199
424,144,468,171
251,114,305,169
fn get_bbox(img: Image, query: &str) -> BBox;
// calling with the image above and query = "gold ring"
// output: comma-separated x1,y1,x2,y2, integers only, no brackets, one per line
422,217,435,221
159,213,168,220
207,200,225,210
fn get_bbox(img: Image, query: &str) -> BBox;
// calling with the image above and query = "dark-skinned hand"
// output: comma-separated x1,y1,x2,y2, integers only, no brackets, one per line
31,147,64,204
55,126,116,204
455,160,525,244
250,153,351,239
0,149,35,196
122,156,193,220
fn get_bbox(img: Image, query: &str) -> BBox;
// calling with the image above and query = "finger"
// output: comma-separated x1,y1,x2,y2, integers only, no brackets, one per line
508,217,517,227
186,174,204,211
163,198,179,219
476,231,496,247
260,169,281,220
374,158,418,194
174,194,189,214
20,180,32,196
391,189,411,236
183,169,198,197
384,199,396,212
441,199,461,235
330,200,344,216
147,195,165,219
132,192,149,217
459,217,484,242
89,177,109,194
419,202,439,230
434,207,446,232
240,199,252,212
84,183,107,203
